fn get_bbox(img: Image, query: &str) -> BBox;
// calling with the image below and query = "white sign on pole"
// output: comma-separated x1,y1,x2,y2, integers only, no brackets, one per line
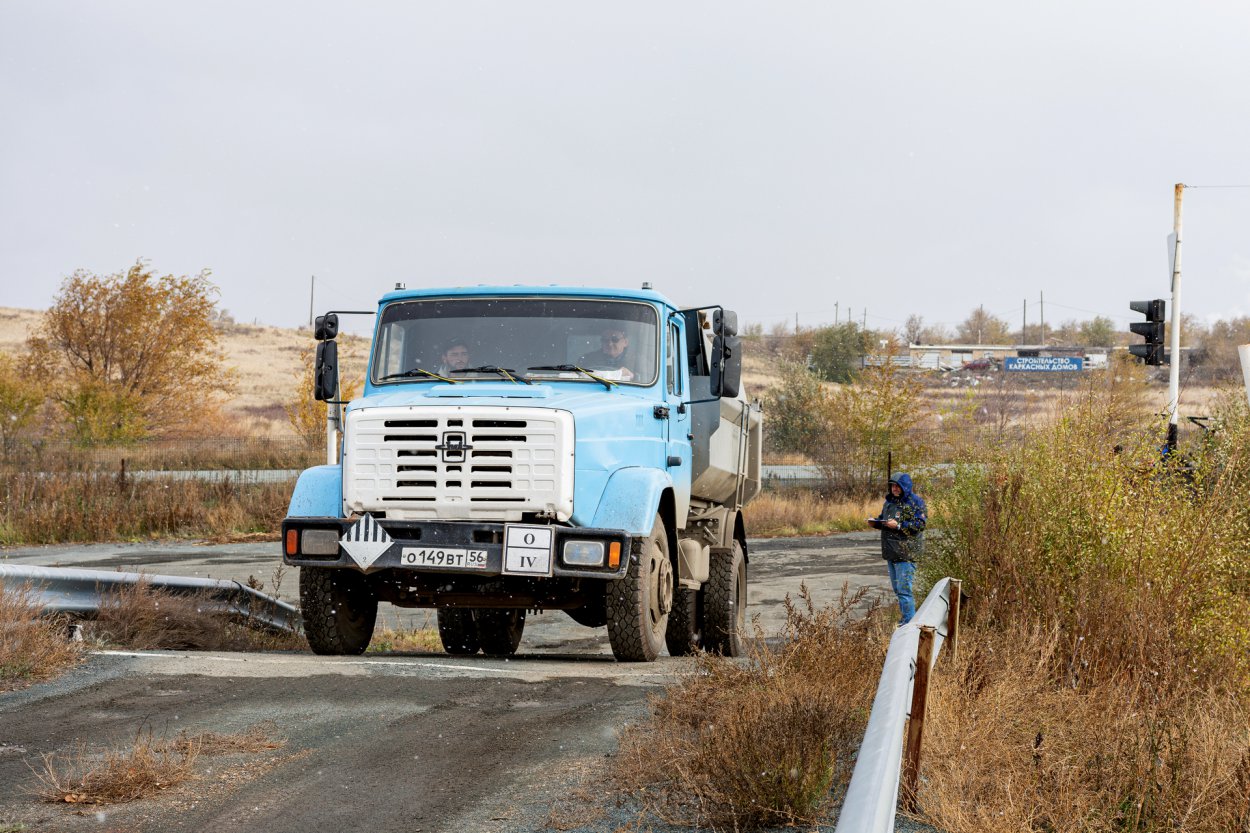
1167,232,1178,285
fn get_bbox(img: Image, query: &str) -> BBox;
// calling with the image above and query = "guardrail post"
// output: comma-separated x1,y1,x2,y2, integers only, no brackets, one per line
947,579,962,664
902,624,936,813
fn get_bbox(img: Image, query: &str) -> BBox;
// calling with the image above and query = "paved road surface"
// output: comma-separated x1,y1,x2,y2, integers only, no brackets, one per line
0,533,894,832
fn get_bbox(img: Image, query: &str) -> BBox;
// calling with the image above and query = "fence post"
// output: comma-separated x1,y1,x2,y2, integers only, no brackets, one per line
947,579,962,664
902,625,936,813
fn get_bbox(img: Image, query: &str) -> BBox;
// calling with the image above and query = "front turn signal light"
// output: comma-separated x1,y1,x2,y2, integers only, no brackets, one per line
608,541,622,569
285,529,299,556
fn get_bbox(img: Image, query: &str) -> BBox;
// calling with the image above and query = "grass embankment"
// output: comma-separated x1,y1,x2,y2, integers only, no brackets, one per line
0,472,291,544
915,393,1250,832
613,587,890,829
614,388,1250,832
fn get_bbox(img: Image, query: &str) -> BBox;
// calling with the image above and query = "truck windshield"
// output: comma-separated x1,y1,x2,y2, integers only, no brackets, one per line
372,297,659,387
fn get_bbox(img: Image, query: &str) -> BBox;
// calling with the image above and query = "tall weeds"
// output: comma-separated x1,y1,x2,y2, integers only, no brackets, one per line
614,586,889,830
917,382,1250,831
0,586,83,690
0,472,292,543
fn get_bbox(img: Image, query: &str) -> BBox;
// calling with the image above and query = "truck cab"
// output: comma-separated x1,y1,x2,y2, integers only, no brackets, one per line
282,285,762,662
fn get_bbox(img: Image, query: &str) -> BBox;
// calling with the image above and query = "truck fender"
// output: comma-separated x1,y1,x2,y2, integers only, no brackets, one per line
590,467,674,538
287,465,344,518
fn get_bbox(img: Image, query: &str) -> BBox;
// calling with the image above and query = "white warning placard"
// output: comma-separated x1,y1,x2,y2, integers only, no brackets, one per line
503,524,554,576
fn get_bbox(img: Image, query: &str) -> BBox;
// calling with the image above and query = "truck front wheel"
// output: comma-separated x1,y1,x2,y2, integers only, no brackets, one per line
704,539,747,657
607,514,672,662
300,566,378,655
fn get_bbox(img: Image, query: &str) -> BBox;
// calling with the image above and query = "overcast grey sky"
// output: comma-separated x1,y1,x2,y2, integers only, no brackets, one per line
3,1,1249,336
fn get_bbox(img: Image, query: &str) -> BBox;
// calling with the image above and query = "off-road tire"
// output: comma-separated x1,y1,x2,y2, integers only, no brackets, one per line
607,514,673,662
476,609,527,657
436,608,481,655
704,539,747,657
665,585,703,656
300,566,378,655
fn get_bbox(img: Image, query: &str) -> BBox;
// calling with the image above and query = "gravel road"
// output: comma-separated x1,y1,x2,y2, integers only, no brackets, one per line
0,533,906,832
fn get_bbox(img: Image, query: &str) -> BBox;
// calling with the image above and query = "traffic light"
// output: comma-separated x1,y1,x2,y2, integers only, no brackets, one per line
1129,299,1166,365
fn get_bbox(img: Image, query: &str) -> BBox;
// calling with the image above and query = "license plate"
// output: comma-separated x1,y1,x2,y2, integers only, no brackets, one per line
399,547,488,569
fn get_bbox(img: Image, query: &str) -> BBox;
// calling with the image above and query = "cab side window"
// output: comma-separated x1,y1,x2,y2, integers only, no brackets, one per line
666,322,682,395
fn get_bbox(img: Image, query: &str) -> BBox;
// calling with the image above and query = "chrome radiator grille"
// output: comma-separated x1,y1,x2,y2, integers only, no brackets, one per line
343,406,574,521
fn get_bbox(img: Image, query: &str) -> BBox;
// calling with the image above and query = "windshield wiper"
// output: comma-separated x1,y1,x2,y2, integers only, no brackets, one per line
449,365,531,384
527,365,618,391
381,367,460,383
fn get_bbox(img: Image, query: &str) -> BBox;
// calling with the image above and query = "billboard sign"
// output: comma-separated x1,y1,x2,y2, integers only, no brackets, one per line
1004,356,1084,372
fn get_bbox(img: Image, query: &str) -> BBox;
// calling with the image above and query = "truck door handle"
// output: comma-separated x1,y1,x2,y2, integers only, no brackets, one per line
653,405,670,420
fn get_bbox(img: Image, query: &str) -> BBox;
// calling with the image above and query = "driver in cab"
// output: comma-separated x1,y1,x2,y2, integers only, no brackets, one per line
579,327,635,381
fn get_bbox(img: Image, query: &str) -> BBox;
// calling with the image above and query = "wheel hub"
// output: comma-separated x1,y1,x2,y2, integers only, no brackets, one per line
656,556,673,615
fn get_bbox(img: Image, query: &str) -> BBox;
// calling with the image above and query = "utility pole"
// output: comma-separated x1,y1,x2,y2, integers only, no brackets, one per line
862,309,867,328
1040,291,1046,346
834,301,839,325
978,304,984,344
1167,184,1185,450
795,312,799,334
308,275,315,327
1022,299,1027,343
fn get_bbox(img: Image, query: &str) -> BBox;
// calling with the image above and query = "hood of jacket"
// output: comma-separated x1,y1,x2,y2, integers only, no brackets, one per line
887,472,915,500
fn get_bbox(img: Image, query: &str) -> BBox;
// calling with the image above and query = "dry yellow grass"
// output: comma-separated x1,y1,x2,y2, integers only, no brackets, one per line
34,723,287,806
748,491,880,537
0,586,83,691
162,723,286,757
366,626,443,654
35,731,198,805
613,585,890,830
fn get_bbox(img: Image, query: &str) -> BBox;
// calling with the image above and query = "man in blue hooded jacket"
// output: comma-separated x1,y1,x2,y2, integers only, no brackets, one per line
869,472,927,624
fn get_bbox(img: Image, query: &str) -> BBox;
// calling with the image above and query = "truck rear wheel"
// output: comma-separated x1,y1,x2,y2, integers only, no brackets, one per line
436,608,481,655
300,566,377,656
607,514,672,662
665,586,703,656
476,609,526,657
704,539,747,657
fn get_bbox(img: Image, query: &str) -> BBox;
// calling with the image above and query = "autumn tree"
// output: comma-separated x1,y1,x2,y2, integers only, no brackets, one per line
956,307,1011,344
27,261,235,442
760,360,833,454
1078,316,1117,348
0,353,44,456
810,322,873,383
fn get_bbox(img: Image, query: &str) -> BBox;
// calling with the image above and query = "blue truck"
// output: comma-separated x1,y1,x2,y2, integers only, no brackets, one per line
281,284,762,662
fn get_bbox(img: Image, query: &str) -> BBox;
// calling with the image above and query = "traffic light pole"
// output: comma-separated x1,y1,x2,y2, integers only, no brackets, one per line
1167,184,1185,451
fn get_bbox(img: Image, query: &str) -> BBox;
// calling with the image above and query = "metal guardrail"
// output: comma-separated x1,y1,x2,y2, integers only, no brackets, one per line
834,577,958,833
0,564,302,634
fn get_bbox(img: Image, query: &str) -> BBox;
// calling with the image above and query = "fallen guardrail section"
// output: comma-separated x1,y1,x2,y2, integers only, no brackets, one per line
0,564,302,634
834,576,963,833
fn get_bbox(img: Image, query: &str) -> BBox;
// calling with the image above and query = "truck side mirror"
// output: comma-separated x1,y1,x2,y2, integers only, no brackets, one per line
315,313,339,341
314,340,339,401
710,309,742,398
713,309,738,338
711,334,742,398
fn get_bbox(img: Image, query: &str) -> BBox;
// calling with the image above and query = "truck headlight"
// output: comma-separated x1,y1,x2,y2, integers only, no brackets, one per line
300,529,342,556
562,540,605,567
